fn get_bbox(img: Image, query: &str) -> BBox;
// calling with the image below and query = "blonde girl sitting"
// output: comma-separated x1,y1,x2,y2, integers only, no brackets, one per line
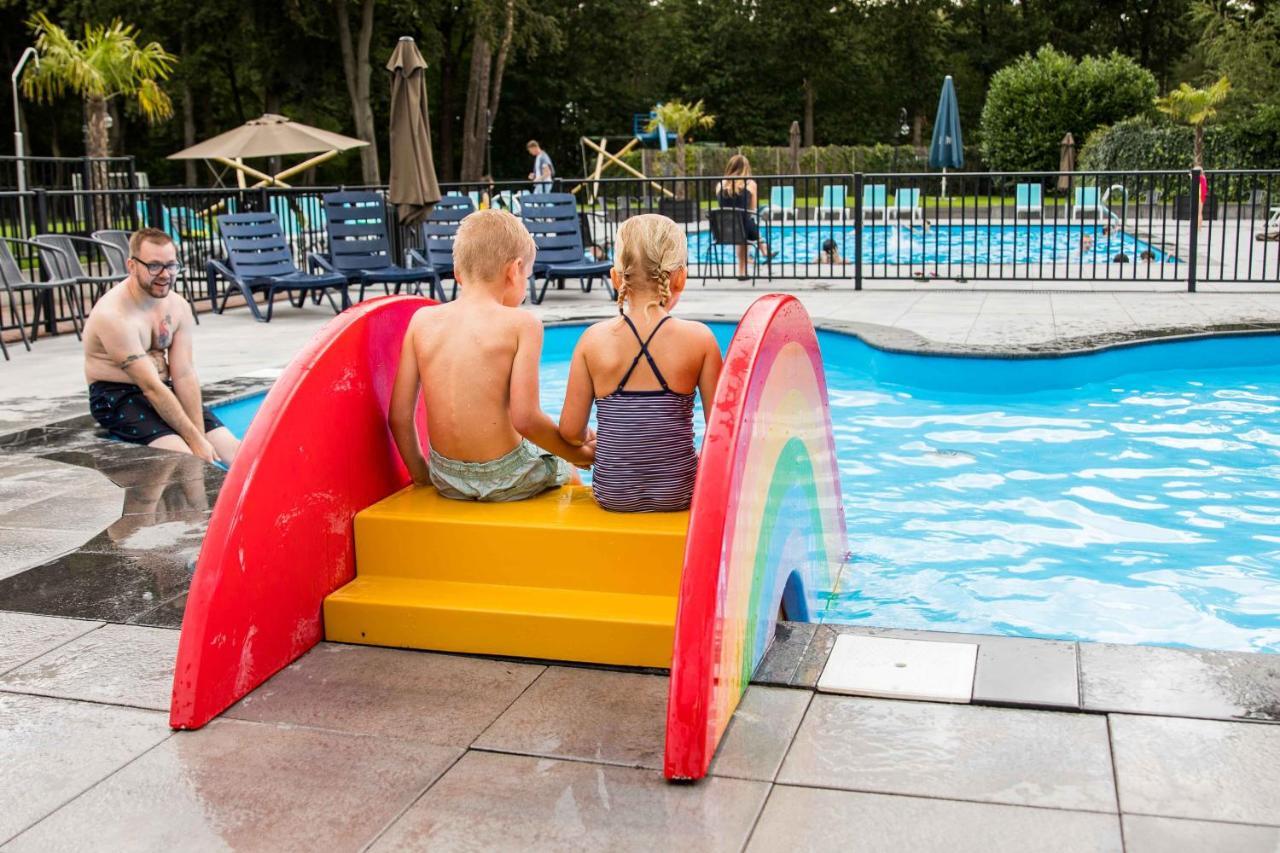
559,214,722,512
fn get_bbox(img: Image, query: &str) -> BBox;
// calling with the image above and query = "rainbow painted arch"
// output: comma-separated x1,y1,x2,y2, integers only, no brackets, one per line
665,294,848,780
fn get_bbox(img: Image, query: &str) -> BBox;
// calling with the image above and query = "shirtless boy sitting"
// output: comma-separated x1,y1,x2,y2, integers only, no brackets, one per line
83,228,240,465
388,209,592,501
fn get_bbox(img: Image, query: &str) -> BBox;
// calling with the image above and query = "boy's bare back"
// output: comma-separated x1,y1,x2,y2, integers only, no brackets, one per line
405,300,534,462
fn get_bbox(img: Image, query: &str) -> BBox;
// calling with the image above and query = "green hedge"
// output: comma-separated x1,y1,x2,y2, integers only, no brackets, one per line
980,46,1157,173
1080,111,1280,200
613,144,986,178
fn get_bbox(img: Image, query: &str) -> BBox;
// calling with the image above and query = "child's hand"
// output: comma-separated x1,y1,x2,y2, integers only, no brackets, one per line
570,439,595,470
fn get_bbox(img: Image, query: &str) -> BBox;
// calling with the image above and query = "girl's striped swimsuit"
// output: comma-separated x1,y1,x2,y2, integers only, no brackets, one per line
591,315,699,513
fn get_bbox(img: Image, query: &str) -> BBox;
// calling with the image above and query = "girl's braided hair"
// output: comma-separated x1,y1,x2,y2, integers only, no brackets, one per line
614,214,687,317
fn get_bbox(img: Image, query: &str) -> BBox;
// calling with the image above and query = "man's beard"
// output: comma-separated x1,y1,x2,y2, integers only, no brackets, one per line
142,278,171,298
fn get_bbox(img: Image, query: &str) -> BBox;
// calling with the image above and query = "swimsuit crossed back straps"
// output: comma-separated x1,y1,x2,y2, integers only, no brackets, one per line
591,314,699,513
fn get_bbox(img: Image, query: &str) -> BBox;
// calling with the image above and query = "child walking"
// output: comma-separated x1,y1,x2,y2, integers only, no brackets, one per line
559,215,722,512
389,209,592,501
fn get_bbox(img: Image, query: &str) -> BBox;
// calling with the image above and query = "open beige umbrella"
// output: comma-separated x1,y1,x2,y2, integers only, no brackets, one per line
1057,132,1076,192
169,113,368,187
387,36,441,226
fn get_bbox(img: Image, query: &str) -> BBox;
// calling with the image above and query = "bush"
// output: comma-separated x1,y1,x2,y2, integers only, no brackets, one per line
980,46,1157,172
1079,117,1239,171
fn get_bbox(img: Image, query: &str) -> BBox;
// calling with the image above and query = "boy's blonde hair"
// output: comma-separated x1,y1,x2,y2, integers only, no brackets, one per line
453,209,536,285
614,214,687,315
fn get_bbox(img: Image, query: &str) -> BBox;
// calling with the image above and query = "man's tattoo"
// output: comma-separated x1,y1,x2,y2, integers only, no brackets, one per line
118,352,147,370
156,314,173,349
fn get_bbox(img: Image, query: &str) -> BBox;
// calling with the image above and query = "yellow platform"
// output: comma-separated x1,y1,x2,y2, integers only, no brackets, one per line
323,485,689,667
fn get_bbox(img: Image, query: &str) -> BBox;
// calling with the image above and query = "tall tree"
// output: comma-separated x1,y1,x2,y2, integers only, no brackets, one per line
1156,76,1232,166
335,0,381,184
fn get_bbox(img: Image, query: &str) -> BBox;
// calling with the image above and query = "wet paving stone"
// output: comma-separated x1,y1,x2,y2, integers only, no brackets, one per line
1081,642,1280,722
0,693,171,844
225,644,544,746
0,550,192,623
370,751,770,853
79,511,210,566
1122,815,1280,853
0,612,103,676
5,719,458,852
1111,714,1280,826
128,593,188,630
748,787,1122,853
753,621,817,686
0,623,179,710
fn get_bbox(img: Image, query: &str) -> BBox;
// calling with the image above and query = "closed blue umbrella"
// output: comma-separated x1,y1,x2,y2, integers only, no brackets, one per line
929,75,964,197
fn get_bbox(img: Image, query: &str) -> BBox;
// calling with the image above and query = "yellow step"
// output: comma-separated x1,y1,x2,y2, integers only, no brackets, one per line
353,485,688,595
323,575,676,667
324,484,688,667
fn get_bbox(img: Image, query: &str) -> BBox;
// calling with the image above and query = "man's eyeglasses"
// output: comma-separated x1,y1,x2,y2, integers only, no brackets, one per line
131,257,183,276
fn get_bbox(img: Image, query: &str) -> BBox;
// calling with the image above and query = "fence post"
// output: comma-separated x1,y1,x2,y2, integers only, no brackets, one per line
853,172,863,291
33,188,49,235
1187,167,1200,293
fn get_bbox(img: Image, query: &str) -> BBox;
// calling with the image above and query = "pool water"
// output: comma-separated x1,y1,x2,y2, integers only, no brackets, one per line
216,324,1280,653
687,223,1174,267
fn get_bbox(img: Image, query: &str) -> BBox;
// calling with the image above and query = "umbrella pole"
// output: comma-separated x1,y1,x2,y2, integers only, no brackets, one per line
942,168,947,200
269,149,340,185
214,156,290,188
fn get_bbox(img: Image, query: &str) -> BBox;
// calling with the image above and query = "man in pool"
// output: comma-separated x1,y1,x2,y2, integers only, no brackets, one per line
82,228,239,465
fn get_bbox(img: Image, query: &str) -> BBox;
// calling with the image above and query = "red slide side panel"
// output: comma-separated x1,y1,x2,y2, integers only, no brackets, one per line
169,295,432,729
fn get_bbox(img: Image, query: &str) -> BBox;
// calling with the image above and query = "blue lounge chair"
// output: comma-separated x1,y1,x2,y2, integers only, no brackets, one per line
311,191,441,302
892,188,924,223
519,192,614,305
1015,183,1043,220
417,193,475,302
817,185,848,221
862,184,888,220
760,185,797,222
1071,186,1111,222
207,212,350,323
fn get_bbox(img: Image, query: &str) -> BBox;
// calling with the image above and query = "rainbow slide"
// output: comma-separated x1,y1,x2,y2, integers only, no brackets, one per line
170,293,846,781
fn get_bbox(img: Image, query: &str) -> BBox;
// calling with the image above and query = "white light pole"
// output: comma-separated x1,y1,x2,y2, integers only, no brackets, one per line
12,47,39,237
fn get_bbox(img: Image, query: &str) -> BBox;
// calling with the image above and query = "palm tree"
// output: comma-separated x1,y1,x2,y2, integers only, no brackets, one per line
22,11,176,212
1155,76,1231,168
646,100,715,199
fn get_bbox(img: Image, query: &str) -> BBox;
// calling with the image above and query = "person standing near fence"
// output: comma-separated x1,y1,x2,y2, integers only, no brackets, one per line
715,154,775,279
527,140,554,193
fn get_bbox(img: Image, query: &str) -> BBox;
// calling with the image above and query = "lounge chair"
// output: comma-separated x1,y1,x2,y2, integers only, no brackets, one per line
417,193,476,302
704,208,756,283
1015,183,1043,220
311,191,442,302
862,184,888,221
0,237,83,347
519,192,613,305
816,185,849,221
207,212,350,323
1070,187,1111,222
33,233,126,307
760,185,797,222
891,188,924,223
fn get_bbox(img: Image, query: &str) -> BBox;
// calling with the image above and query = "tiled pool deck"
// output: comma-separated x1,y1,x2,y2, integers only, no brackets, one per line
2,283,1279,851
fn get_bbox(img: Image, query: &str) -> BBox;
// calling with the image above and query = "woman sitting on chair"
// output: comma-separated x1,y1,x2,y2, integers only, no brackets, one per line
715,154,776,279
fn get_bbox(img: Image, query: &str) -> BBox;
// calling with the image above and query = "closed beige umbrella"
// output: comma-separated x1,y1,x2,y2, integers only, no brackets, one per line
387,36,441,226
169,114,367,187
1057,133,1076,192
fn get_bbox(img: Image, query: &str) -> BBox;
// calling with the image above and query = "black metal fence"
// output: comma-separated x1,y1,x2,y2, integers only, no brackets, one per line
2,168,1278,342
0,155,140,192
